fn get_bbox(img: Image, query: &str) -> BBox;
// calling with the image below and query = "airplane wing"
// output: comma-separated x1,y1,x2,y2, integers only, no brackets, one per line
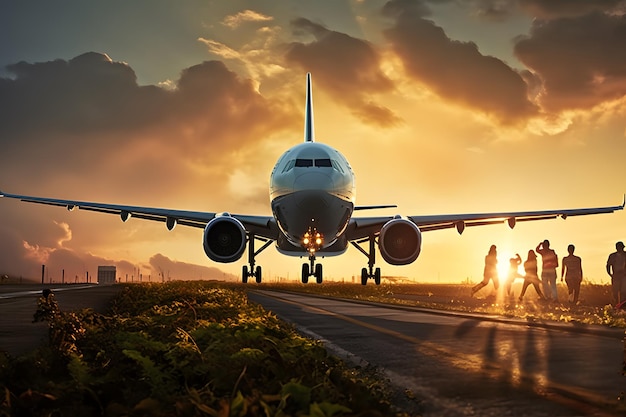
347,197,625,241
0,190,277,239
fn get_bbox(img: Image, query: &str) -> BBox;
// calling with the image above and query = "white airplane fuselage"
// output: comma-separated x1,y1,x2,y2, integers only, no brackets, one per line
269,141,355,256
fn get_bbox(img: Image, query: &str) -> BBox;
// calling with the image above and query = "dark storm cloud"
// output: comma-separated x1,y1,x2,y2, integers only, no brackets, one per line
0,52,291,149
382,0,538,124
514,12,626,112
285,18,400,127
0,52,166,137
518,0,625,19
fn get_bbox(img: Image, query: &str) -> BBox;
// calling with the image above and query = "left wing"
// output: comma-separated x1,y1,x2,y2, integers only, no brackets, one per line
0,190,277,239
347,197,625,240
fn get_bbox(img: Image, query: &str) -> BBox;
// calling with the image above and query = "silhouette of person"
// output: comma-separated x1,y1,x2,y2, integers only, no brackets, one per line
519,250,545,302
536,239,558,302
505,253,523,298
561,244,583,304
606,241,626,305
472,245,499,296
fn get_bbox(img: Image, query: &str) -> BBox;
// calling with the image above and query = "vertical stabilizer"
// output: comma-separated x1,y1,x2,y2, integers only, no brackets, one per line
304,73,314,142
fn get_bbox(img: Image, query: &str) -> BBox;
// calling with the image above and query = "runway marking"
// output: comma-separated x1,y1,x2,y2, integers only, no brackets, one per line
252,289,621,417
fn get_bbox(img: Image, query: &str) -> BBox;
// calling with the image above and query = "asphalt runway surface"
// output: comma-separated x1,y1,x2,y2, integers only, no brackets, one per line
0,284,121,356
248,290,626,417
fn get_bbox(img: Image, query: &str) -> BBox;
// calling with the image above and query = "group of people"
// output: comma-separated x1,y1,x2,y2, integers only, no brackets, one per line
471,240,626,306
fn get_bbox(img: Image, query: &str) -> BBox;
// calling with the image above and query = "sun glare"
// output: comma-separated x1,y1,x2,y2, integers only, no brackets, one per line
496,251,523,280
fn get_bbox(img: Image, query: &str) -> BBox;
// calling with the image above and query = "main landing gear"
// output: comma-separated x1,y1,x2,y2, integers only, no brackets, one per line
242,233,273,284
301,253,323,284
350,235,381,285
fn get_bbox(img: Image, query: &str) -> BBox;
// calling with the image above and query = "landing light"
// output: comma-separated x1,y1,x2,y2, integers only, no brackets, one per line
302,227,324,252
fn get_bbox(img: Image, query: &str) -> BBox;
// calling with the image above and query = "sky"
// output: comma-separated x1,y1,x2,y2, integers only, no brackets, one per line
1,0,626,285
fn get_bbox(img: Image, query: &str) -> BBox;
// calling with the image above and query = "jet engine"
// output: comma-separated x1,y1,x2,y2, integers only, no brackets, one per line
203,215,247,263
379,217,422,265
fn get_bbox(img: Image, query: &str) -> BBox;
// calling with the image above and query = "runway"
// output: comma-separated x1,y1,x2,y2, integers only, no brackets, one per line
0,284,121,356
248,290,626,417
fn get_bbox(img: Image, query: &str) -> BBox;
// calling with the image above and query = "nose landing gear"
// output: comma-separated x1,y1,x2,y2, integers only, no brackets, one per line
301,254,323,284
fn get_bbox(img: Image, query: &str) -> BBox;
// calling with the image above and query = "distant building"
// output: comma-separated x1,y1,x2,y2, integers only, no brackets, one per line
97,266,116,285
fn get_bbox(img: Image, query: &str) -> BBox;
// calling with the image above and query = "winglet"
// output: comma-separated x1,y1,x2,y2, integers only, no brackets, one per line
304,73,314,142
0,190,4,197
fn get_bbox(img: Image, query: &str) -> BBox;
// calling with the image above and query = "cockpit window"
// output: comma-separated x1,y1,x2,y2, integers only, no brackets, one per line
331,160,344,173
282,159,296,173
295,158,313,167
314,158,332,167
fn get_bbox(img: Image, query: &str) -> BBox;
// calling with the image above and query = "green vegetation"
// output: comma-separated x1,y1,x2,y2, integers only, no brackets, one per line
0,282,407,416
258,282,626,328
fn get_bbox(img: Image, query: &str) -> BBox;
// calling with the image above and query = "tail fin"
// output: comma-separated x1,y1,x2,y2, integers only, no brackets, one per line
304,73,314,142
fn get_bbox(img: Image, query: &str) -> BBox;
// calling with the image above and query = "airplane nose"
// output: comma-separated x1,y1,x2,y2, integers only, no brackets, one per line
294,172,333,191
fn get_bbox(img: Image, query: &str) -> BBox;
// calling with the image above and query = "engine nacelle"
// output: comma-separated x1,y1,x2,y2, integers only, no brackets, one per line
379,217,422,265
203,215,246,263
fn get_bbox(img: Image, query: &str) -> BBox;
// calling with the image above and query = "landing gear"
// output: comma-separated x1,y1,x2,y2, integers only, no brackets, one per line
241,233,272,284
351,235,382,286
301,254,323,284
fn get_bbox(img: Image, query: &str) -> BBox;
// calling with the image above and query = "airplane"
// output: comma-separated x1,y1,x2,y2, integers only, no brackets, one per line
1,73,624,285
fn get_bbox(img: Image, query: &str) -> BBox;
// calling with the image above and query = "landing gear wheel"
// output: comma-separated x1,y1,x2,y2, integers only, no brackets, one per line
315,264,323,284
374,267,381,285
242,265,248,284
301,263,309,284
361,268,368,285
255,266,262,283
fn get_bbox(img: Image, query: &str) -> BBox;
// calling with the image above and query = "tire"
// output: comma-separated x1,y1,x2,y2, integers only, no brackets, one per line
242,265,248,284
361,267,368,285
315,264,323,284
301,264,309,284
374,267,381,285
255,266,262,284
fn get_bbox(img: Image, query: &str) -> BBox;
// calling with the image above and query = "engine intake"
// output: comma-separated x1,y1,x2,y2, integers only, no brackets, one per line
203,215,246,263
379,218,422,265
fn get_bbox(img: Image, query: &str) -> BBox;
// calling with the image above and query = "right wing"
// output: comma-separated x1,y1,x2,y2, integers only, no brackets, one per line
0,190,278,239
347,197,625,241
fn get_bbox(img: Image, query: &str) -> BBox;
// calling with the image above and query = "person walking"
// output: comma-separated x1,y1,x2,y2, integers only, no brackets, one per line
537,240,559,302
561,244,583,304
606,241,626,305
472,245,499,296
519,250,545,302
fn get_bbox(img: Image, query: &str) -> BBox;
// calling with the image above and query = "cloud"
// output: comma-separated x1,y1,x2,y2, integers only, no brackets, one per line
197,38,242,60
517,0,625,19
285,18,400,127
514,12,626,112
382,0,539,124
148,253,236,281
222,10,273,29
